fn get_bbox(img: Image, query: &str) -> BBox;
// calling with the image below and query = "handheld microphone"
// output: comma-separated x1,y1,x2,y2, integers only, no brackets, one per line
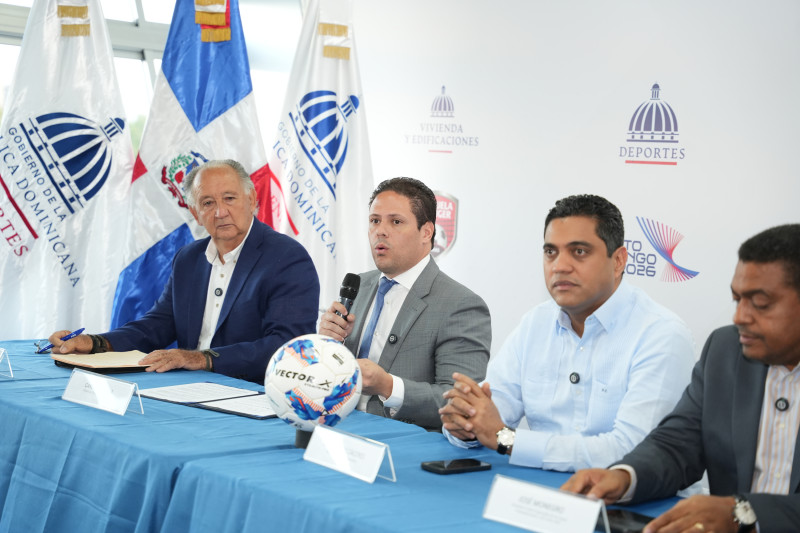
334,273,360,318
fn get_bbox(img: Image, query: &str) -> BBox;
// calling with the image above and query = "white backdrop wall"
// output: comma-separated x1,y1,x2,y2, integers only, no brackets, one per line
343,0,800,356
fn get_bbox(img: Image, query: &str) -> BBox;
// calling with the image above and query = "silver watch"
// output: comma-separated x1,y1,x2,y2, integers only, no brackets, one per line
733,495,757,532
496,426,515,455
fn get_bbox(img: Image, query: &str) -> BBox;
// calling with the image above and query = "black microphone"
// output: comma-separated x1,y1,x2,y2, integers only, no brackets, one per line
334,273,360,318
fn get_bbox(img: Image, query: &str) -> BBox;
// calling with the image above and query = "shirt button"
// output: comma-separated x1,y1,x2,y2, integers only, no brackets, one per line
779,423,785,429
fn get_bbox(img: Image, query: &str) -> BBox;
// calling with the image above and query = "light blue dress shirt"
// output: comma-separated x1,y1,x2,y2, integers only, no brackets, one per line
445,280,695,471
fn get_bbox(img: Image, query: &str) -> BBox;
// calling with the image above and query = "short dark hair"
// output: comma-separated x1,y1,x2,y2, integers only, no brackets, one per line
370,177,437,249
544,194,624,257
738,224,800,295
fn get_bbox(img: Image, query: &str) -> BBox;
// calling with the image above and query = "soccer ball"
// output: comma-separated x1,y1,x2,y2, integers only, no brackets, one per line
264,334,362,432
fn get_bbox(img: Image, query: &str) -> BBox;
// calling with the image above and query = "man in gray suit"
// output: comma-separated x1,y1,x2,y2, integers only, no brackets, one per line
562,224,800,533
319,177,491,431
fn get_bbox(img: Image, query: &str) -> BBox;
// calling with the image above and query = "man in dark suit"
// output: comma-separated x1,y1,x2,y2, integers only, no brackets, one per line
562,224,800,533
49,159,319,383
318,177,491,430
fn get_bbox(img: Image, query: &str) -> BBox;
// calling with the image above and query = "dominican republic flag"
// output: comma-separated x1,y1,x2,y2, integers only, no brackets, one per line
110,0,270,327
268,0,373,312
0,0,133,339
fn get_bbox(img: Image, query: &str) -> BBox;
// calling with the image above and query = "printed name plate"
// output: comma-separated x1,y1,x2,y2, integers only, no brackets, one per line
62,368,143,416
304,424,396,483
483,474,607,533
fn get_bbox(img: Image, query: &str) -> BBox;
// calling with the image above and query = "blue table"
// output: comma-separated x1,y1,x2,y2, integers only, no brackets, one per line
0,340,679,532
0,341,424,533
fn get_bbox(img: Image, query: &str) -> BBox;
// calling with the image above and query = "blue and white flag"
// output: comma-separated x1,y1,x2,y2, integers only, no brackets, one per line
0,0,133,339
267,0,374,311
110,0,270,327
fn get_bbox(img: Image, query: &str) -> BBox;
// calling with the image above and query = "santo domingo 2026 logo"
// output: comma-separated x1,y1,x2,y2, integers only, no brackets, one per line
619,83,685,166
625,216,698,282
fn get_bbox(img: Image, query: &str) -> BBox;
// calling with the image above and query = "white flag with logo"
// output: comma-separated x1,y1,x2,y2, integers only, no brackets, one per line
267,0,373,311
0,0,133,339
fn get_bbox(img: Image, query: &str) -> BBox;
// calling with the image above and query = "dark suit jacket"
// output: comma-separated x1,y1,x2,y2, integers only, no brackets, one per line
619,325,800,531
344,258,491,430
103,218,319,383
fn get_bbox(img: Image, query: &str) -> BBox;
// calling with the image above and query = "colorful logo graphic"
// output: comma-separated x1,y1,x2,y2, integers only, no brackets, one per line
619,84,685,166
625,216,699,282
289,90,360,199
160,151,208,209
432,192,458,258
0,112,126,282
404,86,479,154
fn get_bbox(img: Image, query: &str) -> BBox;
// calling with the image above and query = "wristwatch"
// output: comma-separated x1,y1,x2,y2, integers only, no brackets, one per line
732,495,757,532
495,426,515,455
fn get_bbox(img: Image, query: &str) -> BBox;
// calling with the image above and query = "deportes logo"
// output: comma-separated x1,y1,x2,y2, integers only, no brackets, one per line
160,151,208,209
0,112,126,284
619,83,685,166
404,86,479,153
432,192,458,259
625,216,699,282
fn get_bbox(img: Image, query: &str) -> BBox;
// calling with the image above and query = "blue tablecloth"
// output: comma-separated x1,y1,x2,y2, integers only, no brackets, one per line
0,340,678,532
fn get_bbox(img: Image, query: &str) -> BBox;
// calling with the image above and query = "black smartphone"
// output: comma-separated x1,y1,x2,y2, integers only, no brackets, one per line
595,508,653,533
420,458,491,475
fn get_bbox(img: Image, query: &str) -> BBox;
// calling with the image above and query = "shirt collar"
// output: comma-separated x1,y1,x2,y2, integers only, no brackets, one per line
556,279,632,333
204,217,254,265
384,254,431,291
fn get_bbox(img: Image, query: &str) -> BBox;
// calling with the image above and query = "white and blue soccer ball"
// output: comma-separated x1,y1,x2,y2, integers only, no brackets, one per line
264,334,362,432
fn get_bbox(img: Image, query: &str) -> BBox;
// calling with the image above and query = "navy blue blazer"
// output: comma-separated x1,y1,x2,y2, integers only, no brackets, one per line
103,218,319,383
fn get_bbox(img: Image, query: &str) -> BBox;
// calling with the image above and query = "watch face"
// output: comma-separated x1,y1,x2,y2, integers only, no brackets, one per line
497,428,515,447
734,500,757,526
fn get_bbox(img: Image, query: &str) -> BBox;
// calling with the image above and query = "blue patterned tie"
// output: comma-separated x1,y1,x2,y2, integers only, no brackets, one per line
358,277,397,359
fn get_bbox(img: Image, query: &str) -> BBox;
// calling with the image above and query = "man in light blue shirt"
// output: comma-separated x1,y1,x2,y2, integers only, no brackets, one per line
440,194,694,471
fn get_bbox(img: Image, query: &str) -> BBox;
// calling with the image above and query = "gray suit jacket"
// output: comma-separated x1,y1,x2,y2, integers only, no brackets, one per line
619,325,800,531
344,258,491,430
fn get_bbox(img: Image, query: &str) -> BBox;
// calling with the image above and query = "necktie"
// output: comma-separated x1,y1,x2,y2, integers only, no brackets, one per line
358,277,397,359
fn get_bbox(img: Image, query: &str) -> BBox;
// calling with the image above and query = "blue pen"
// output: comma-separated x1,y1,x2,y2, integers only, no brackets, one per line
36,328,85,354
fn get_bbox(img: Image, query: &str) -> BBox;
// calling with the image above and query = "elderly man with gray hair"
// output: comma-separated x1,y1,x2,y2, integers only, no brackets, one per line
47,159,319,383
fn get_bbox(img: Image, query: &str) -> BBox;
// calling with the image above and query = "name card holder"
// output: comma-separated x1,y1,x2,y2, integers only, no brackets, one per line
303,424,396,483
483,474,610,533
0,348,12,378
62,368,144,416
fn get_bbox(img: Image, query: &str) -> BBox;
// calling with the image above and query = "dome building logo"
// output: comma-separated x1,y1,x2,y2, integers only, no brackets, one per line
619,84,685,165
0,111,127,265
404,86,479,153
290,90,361,199
625,216,699,282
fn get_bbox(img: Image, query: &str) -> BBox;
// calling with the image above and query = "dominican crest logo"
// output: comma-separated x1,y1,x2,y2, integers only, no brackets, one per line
404,86,479,153
432,192,458,258
625,216,699,282
160,151,208,209
0,112,126,283
619,83,685,166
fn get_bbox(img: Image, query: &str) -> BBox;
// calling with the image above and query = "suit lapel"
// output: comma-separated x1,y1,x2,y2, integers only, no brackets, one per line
731,353,769,492
376,260,437,371
792,420,800,493
345,273,378,355
215,219,262,337
187,243,213,347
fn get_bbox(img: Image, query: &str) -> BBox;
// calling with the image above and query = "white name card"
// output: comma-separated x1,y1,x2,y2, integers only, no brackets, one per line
304,424,396,483
0,348,12,378
62,368,143,416
483,474,607,533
